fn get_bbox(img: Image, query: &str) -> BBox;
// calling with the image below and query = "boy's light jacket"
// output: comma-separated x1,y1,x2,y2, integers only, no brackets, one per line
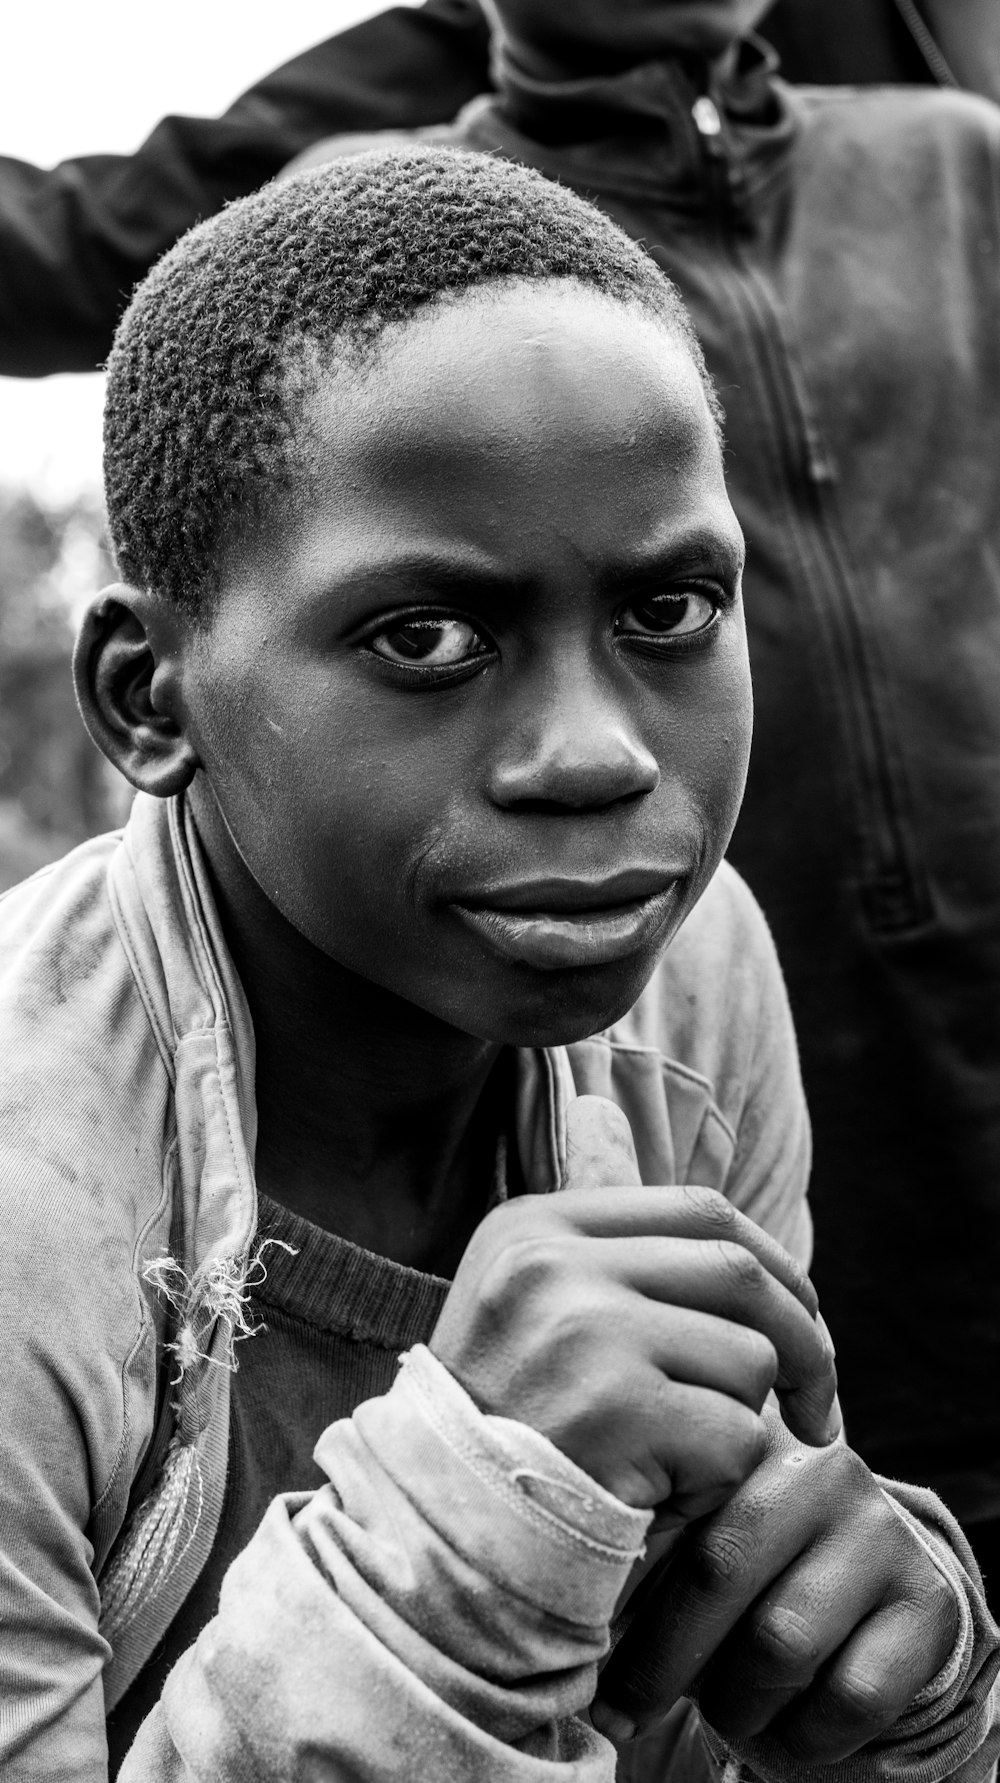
0,792,996,1783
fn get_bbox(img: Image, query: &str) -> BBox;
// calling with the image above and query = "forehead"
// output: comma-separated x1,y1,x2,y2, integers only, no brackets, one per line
273,281,736,587
309,280,713,448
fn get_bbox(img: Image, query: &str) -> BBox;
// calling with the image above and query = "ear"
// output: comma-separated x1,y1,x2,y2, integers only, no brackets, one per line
73,584,200,797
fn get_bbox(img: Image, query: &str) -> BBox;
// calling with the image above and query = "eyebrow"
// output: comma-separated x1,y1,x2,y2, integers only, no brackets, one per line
320,528,745,615
597,532,746,598
339,556,517,602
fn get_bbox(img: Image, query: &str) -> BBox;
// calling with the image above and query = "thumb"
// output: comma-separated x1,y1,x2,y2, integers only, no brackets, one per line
563,1095,642,1193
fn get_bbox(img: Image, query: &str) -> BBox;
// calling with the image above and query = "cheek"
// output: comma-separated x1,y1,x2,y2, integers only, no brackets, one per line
717,654,754,801
197,670,464,945
672,642,754,846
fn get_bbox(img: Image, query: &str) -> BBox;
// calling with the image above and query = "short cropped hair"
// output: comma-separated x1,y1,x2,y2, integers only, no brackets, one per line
104,145,720,613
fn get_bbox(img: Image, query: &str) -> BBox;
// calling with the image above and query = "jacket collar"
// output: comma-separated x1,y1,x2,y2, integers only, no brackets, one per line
108,791,259,1277
469,31,798,216
97,793,576,1702
108,792,575,1281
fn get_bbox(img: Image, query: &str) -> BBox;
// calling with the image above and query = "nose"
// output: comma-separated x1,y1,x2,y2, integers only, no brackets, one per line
487,651,660,813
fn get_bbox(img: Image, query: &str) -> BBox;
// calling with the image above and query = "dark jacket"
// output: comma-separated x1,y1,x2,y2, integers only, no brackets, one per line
430,43,1000,1522
0,0,953,376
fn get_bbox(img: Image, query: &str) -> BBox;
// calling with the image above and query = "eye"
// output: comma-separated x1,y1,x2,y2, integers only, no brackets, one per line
616,589,719,640
368,616,490,669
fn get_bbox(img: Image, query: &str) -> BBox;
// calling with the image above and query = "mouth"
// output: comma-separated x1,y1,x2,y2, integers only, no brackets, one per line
451,873,684,971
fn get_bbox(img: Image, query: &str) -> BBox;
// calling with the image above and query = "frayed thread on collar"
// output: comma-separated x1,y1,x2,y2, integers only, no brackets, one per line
143,1236,297,1384
99,1235,297,1653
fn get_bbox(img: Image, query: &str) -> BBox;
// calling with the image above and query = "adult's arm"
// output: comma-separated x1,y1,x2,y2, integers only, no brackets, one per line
0,0,490,376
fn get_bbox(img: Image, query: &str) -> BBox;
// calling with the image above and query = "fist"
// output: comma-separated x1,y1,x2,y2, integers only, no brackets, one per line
431,1097,839,1520
595,1411,959,1761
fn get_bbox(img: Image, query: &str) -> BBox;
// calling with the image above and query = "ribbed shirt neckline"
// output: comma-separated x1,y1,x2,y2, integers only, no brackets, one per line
253,1194,451,1353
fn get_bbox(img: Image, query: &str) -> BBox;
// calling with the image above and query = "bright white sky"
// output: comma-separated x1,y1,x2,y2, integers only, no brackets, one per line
0,0,419,502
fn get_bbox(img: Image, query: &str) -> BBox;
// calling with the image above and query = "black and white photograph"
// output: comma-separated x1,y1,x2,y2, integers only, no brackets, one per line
1,3,999,1778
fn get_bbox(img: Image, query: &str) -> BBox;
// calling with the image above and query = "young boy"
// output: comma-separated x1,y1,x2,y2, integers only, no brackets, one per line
0,148,995,1782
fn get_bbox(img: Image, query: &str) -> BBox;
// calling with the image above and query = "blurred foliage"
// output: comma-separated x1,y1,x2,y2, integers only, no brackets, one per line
0,487,131,892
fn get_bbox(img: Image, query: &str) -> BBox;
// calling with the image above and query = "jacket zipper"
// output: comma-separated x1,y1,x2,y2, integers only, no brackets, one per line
893,0,958,87
690,96,931,935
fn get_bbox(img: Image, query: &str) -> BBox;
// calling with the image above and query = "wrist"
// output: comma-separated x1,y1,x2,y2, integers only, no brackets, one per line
377,1346,653,1617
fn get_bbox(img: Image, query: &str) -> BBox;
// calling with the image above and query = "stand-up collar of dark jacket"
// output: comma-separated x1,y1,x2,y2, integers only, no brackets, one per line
480,33,798,216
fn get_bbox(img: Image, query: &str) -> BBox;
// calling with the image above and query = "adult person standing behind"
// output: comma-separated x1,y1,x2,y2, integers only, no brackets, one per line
1,0,997,376
764,0,1000,92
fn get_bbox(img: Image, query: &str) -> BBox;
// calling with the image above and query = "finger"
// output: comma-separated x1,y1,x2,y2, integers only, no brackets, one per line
774,1584,959,1765
597,1439,828,1728
597,1235,837,1446
563,1095,642,1193
637,1373,770,1520
813,1315,844,1441
645,1304,779,1415
559,1183,819,1320
613,1525,687,1624
559,1363,767,1519
696,1535,887,1741
588,1312,776,1516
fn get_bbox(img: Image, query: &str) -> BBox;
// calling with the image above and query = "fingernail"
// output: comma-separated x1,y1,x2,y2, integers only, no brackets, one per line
591,1700,637,1743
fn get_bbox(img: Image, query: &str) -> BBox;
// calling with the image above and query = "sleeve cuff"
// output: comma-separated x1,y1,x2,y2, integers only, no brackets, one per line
329,1342,651,1630
878,1485,973,1708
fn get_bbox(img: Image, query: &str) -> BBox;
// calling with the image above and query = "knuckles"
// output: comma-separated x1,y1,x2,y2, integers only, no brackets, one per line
471,1228,635,1380
682,1185,738,1235
473,1227,574,1318
689,1520,761,1591
912,1563,961,1651
714,1239,768,1298
749,1604,822,1681
926,1564,961,1624
817,1664,900,1733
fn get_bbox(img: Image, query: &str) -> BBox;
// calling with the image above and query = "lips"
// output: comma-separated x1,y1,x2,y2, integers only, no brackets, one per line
462,868,680,914
451,871,683,970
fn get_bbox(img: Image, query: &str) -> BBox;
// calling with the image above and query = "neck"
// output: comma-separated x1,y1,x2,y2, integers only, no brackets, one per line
189,779,503,1272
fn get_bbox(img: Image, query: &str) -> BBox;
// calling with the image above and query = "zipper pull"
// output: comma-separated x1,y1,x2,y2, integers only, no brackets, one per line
692,91,738,218
692,95,723,139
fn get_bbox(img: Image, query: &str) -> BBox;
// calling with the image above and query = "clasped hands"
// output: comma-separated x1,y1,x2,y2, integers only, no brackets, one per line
431,1097,958,1765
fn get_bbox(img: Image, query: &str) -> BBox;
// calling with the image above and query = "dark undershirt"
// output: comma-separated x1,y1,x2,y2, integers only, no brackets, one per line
106,1193,454,1776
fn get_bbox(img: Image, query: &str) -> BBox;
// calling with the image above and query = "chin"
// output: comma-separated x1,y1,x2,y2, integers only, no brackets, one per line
458,956,659,1050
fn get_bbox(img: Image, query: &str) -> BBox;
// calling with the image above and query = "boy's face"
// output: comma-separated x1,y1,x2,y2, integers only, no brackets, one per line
181,281,750,1047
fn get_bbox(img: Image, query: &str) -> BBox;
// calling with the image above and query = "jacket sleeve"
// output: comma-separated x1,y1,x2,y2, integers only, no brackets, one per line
0,0,490,375
0,1147,136,1783
119,1344,651,1781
